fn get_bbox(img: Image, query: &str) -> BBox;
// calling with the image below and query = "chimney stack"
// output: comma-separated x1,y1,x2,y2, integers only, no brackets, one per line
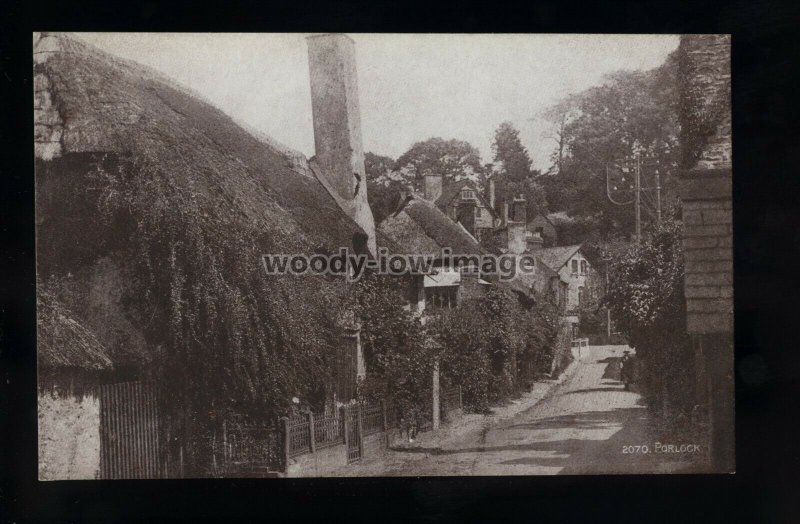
307,34,376,255
424,173,443,202
488,177,496,212
511,194,527,224
507,195,528,255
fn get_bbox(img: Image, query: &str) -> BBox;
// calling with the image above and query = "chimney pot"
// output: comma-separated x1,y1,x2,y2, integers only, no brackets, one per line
424,173,443,202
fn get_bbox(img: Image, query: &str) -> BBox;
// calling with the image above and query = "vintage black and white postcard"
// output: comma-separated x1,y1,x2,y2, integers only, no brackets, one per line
34,32,733,479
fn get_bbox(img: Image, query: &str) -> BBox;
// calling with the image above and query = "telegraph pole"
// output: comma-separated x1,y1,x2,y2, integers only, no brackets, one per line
634,156,642,244
655,172,662,223
605,259,612,340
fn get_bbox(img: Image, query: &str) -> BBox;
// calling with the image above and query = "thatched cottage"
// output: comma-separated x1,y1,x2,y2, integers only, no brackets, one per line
34,32,384,476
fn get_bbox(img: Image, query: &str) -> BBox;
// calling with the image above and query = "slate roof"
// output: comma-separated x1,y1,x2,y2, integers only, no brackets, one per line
537,244,583,272
435,179,496,217
527,213,556,228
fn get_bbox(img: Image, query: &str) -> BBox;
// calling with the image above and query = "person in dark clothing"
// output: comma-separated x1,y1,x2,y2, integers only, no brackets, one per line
620,350,635,390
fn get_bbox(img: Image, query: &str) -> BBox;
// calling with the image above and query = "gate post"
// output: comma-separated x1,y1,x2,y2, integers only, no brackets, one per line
432,359,440,430
281,416,290,471
308,410,316,454
341,406,349,450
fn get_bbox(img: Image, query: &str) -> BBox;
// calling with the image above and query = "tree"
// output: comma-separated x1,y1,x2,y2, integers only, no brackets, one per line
394,138,485,186
351,274,434,423
489,122,545,219
604,208,693,418
540,52,680,241
492,122,533,183
364,152,403,223
540,96,579,175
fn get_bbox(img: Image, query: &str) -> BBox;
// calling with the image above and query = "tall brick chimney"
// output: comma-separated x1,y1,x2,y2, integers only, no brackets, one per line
507,195,527,255
307,33,377,256
424,173,443,202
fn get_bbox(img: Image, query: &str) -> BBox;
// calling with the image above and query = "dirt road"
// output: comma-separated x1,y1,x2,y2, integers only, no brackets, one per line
334,346,705,476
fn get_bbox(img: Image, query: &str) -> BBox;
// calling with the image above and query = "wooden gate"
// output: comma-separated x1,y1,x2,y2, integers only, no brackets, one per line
345,406,362,463
99,381,161,479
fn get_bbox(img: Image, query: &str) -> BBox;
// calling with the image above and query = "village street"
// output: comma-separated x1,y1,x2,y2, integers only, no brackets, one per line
333,346,704,476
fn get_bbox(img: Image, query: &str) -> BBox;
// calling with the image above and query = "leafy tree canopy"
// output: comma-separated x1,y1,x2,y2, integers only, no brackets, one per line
394,137,485,185
540,51,679,241
492,121,533,183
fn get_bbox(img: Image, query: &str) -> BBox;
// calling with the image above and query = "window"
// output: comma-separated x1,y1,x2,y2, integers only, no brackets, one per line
461,189,475,200
571,259,578,273
475,207,482,218
578,286,585,306
425,286,459,309
581,260,588,274
535,227,544,235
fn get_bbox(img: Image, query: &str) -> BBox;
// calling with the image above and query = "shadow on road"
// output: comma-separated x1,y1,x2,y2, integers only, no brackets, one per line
598,356,623,381
559,386,624,396
390,402,707,474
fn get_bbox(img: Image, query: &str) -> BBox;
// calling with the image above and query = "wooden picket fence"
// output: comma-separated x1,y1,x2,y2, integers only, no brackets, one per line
99,381,161,479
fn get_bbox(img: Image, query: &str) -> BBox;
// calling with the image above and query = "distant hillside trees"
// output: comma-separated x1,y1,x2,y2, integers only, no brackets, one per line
489,122,547,220
365,138,488,223
539,51,680,241
395,137,485,185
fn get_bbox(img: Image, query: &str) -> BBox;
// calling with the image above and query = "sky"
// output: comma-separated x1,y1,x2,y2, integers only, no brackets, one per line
73,33,679,171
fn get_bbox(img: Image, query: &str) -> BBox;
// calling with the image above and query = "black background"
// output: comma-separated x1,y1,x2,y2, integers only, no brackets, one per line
2,1,799,522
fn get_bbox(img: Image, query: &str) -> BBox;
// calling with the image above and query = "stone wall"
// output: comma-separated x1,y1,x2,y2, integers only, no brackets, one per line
38,389,101,480
285,430,388,477
286,442,348,478
33,40,65,161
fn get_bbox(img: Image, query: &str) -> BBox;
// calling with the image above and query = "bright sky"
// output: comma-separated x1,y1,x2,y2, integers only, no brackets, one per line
73,33,678,171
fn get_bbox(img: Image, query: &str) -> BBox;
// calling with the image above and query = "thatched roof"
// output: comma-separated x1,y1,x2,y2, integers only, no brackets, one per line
37,290,112,371
34,33,363,253
33,33,376,399
379,196,484,256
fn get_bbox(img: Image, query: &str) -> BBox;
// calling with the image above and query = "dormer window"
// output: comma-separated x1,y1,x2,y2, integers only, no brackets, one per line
581,260,588,274
571,259,579,273
461,189,475,200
